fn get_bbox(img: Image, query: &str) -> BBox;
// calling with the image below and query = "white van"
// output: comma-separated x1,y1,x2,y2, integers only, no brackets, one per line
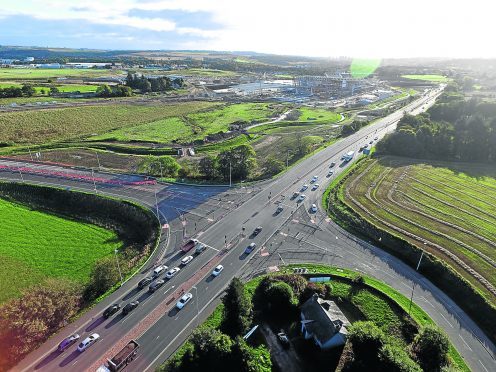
152,265,167,278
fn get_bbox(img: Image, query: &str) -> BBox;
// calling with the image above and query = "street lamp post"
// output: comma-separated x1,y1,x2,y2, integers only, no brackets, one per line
192,286,199,326
229,160,232,187
408,250,424,314
114,249,123,286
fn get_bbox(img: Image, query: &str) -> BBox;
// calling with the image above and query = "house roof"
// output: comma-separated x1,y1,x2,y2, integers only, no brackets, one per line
300,294,350,344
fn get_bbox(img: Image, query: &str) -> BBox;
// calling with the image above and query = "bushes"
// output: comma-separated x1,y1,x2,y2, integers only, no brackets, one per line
411,325,450,372
139,155,181,177
0,278,81,369
379,343,422,372
83,256,120,302
346,321,422,371
160,329,272,372
221,278,252,338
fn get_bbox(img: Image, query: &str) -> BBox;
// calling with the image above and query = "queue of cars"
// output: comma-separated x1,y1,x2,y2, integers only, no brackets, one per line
54,148,361,359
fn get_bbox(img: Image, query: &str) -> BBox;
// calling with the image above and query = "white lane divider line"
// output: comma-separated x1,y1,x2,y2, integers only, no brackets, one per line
440,313,453,328
458,334,472,351
479,360,489,372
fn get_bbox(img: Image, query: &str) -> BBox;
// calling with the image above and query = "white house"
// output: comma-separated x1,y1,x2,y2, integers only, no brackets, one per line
300,294,350,349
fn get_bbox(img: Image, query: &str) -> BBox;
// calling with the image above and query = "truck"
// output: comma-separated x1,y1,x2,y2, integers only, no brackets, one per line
181,238,199,253
96,340,139,372
343,151,354,162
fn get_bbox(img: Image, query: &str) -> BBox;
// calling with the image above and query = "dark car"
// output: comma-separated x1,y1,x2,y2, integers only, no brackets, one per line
58,333,80,352
330,162,336,168
138,277,153,290
277,332,290,349
103,304,121,318
245,242,256,254
122,301,139,315
253,226,263,235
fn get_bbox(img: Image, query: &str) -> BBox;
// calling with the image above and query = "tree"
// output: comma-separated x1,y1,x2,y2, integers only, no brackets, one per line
221,278,252,338
379,343,421,372
263,156,284,176
217,144,257,181
266,281,294,314
199,155,217,179
96,84,112,97
179,329,233,371
348,321,386,363
411,325,449,371
83,256,119,302
49,86,59,96
139,156,181,178
0,278,81,366
21,84,36,97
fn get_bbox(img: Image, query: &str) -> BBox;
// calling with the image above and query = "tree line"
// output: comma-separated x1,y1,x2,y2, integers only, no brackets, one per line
0,84,36,98
378,94,496,163
96,84,132,97
126,72,184,93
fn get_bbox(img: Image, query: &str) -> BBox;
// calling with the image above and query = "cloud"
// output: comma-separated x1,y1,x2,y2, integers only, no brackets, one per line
0,0,494,57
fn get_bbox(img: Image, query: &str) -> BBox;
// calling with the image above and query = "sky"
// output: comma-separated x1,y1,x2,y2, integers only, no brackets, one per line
0,0,494,58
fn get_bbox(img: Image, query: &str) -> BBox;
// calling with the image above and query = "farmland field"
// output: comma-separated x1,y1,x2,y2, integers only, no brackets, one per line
0,197,121,303
0,101,217,145
92,103,286,144
341,156,496,304
0,68,125,80
285,107,342,123
0,82,99,93
402,74,450,83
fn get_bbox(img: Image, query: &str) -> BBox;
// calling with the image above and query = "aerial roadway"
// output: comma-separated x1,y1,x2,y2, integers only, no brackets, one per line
3,86,495,372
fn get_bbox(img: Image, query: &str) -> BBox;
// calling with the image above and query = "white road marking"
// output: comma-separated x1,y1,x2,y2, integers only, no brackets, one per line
479,360,489,372
440,313,453,328
420,296,434,307
458,334,472,351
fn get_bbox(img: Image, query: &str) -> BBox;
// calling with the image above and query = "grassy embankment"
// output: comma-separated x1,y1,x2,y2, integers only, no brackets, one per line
343,157,496,304
0,197,121,303
402,74,451,83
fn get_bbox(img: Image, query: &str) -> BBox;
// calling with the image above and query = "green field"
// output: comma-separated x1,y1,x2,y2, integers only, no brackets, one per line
284,107,342,124
142,68,236,77
342,156,496,304
92,103,285,144
0,198,121,303
0,82,99,93
0,101,217,145
0,68,125,80
402,74,450,83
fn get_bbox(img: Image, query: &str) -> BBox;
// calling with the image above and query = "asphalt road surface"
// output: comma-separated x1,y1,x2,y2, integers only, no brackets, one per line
3,86,495,372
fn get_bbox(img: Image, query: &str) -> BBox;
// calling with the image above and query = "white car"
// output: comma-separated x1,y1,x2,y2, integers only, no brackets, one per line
176,293,193,309
181,256,194,266
311,176,319,183
165,267,181,279
301,184,308,191
327,170,334,177
212,265,224,276
312,183,319,190
298,194,306,202
311,204,318,213
77,333,100,352
153,265,167,278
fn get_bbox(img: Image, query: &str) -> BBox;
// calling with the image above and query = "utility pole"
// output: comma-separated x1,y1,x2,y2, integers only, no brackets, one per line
114,249,123,286
192,286,199,326
91,168,97,194
17,166,24,182
408,250,424,314
229,160,232,187
154,190,160,221
27,147,34,162
95,151,101,170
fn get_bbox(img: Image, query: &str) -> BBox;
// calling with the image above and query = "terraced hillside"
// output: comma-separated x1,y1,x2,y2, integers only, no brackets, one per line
342,156,496,304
